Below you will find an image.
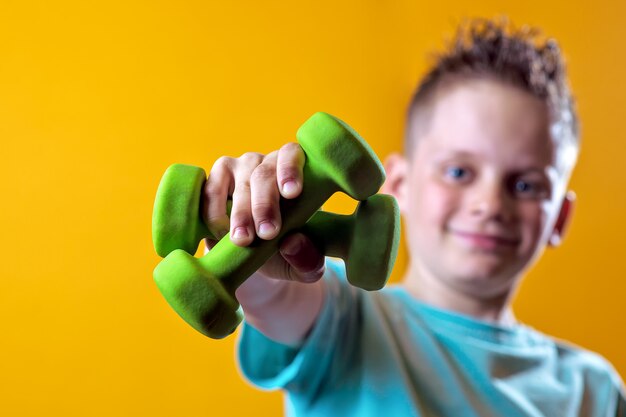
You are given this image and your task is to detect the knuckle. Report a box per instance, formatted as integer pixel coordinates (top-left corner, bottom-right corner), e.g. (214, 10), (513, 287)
(251, 164), (276, 182)
(212, 156), (233, 171)
(234, 178), (251, 193)
(281, 142), (300, 153)
(205, 178), (225, 196)
(229, 211), (253, 228)
(283, 263), (298, 282)
(206, 212), (227, 224)
(239, 151), (264, 164)
(276, 163), (299, 180)
(251, 201), (275, 217)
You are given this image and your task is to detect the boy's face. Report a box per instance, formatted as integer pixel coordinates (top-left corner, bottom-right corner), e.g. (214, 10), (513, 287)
(385, 79), (573, 300)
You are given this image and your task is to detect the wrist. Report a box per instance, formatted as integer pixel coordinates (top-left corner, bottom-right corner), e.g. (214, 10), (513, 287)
(235, 272), (288, 311)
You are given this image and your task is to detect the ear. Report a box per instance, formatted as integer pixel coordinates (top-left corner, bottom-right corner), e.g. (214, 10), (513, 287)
(381, 153), (410, 215)
(548, 191), (576, 247)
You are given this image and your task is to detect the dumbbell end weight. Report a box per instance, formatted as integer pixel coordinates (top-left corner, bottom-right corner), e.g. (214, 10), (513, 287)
(301, 194), (400, 291)
(346, 194), (401, 290)
(297, 112), (386, 201)
(154, 249), (242, 339)
(152, 164), (210, 258)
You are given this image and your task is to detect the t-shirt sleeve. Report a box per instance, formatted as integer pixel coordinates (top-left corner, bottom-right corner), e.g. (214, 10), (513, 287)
(618, 390), (626, 417)
(593, 353), (626, 417)
(236, 259), (361, 397)
(579, 350), (626, 417)
(610, 364), (626, 417)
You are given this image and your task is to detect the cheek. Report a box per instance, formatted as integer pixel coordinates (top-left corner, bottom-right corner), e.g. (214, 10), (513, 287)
(518, 202), (550, 247)
(408, 181), (458, 229)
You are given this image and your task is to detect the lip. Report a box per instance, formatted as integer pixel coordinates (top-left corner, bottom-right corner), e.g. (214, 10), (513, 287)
(451, 230), (520, 251)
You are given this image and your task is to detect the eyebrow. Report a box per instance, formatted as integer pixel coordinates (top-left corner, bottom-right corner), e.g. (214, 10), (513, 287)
(430, 150), (555, 174)
(429, 150), (478, 162)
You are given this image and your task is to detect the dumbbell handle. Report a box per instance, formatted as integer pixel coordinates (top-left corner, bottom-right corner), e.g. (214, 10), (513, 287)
(298, 211), (352, 259)
(164, 161), (340, 296)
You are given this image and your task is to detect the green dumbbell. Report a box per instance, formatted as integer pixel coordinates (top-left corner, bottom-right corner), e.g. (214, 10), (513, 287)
(152, 164), (400, 338)
(152, 163), (400, 290)
(153, 112), (396, 338)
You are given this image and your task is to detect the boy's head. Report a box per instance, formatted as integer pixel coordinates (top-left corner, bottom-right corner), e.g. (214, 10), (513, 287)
(404, 18), (579, 174)
(383, 18), (579, 303)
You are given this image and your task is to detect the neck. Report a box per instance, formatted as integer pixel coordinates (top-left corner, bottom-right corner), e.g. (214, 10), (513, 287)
(402, 262), (518, 327)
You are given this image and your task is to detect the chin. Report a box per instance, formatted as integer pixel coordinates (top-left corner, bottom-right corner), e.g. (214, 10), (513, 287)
(446, 262), (518, 297)
(446, 257), (517, 291)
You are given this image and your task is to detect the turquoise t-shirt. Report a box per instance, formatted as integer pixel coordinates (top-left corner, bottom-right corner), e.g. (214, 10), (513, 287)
(237, 261), (626, 416)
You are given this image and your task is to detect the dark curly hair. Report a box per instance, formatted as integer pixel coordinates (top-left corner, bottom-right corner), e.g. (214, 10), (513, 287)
(405, 18), (579, 174)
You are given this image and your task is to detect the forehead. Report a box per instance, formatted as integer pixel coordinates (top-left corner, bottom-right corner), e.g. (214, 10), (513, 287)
(415, 79), (555, 169)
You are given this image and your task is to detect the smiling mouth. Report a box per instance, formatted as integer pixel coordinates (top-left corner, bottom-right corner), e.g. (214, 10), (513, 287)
(451, 230), (520, 251)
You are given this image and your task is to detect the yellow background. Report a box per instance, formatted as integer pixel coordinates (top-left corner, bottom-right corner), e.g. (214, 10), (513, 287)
(1, 1), (624, 415)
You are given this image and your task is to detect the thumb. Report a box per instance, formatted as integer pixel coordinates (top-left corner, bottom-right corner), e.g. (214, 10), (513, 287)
(278, 233), (325, 283)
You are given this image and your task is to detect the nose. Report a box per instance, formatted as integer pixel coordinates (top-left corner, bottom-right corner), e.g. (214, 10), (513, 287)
(469, 179), (515, 223)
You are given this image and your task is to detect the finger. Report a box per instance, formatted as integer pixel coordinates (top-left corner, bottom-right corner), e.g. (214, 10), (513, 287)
(279, 233), (325, 283)
(202, 156), (234, 240)
(250, 151), (281, 240)
(276, 142), (305, 199)
(229, 152), (264, 246)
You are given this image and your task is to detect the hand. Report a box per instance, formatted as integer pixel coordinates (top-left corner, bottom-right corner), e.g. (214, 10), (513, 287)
(201, 143), (325, 283)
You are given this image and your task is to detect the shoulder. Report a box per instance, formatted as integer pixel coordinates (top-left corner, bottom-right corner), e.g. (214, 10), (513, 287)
(556, 338), (622, 381)
(525, 328), (625, 390)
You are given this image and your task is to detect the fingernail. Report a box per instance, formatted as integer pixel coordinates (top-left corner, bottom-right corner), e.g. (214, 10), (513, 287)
(232, 227), (249, 240)
(258, 221), (277, 238)
(282, 180), (298, 196)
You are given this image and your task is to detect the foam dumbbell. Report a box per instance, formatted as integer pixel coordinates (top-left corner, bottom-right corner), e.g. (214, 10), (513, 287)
(153, 112), (394, 338)
(152, 163), (400, 290)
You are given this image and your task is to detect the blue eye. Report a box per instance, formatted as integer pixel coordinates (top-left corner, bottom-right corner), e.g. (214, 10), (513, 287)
(445, 166), (467, 179)
(515, 180), (533, 193)
(512, 179), (548, 199)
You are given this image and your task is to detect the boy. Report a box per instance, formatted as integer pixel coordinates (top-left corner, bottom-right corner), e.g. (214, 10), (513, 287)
(202, 18), (625, 416)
